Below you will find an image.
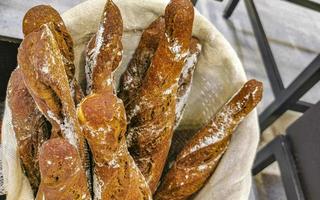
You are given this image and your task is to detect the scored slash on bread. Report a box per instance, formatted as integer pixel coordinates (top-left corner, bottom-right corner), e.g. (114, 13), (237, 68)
(154, 79), (263, 200)
(6, 68), (51, 194)
(81, 0), (153, 199)
(36, 138), (90, 200)
(17, 22), (90, 186)
(125, 0), (194, 193)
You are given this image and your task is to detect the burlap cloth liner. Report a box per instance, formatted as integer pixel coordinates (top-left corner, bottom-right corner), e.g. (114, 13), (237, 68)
(1, 0), (260, 199)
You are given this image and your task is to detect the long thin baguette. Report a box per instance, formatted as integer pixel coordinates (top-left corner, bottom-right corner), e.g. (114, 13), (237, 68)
(118, 16), (165, 106)
(78, 91), (152, 200)
(118, 17), (201, 129)
(18, 23), (90, 182)
(6, 68), (50, 194)
(80, 1), (152, 199)
(125, 0), (194, 193)
(155, 79), (263, 200)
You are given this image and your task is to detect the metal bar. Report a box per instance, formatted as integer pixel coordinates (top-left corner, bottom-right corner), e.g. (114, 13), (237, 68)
(290, 101), (313, 113)
(223, 0), (241, 18)
(244, 0), (285, 96)
(259, 55), (320, 132)
(284, 0), (320, 12)
(252, 140), (276, 175)
(275, 136), (305, 200)
(253, 136), (305, 199)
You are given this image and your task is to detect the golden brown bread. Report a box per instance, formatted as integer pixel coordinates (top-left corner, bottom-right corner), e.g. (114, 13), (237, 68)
(118, 16), (165, 106)
(80, 1), (152, 199)
(23, 5), (84, 104)
(118, 18), (201, 126)
(84, 0), (123, 94)
(6, 68), (50, 194)
(78, 91), (152, 200)
(125, 0), (194, 193)
(154, 79), (263, 200)
(18, 23), (89, 180)
(36, 138), (90, 200)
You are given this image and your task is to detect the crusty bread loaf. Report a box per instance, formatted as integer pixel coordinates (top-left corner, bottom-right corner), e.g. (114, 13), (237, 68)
(80, 1), (152, 199)
(118, 18), (201, 128)
(125, 0), (194, 193)
(78, 91), (152, 200)
(36, 138), (90, 200)
(118, 16), (165, 106)
(84, 0), (123, 95)
(155, 79), (263, 200)
(23, 5), (84, 105)
(6, 68), (50, 194)
(18, 23), (89, 180)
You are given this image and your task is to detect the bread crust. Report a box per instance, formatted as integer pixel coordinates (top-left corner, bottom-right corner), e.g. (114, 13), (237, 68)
(78, 91), (152, 200)
(23, 5), (84, 104)
(174, 37), (201, 128)
(84, 0), (123, 94)
(18, 23), (89, 181)
(36, 138), (90, 200)
(80, 1), (152, 199)
(118, 16), (165, 106)
(155, 79), (263, 200)
(125, 0), (194, 193)
(7, 68), (50, 194)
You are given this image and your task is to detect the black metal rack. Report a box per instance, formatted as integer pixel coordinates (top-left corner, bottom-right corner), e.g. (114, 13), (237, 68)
(222, 0), (320, 199)
(224, 0), (320, 132)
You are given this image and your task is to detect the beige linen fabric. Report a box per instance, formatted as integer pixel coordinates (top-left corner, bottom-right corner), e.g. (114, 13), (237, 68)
(1, 0), (260, 199)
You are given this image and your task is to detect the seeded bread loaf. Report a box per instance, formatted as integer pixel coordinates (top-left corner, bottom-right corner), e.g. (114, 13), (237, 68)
(155, 80), (263, 200)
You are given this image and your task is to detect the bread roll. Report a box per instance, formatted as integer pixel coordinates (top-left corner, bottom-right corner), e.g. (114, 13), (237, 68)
(155, 79), (263, 200)
(125, 0), (194, 193)
(36, 138), (90, 200)
(6, 68), (50, 194)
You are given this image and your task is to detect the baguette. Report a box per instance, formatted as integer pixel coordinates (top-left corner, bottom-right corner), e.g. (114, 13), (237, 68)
(78, 91), (152, 200)
(118, 16), (165, 106)
(36, 138), (90, 200)
(125, 0), (194, 193)
(6, 68), (50, 194)
(118, 18), (201, 128)
(23, 5), (84, 104)
(80, 1), (152, 199)
(155, 79), (263, 200)
(18, 23), (90, 182)
(84, 0), (122, 94)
